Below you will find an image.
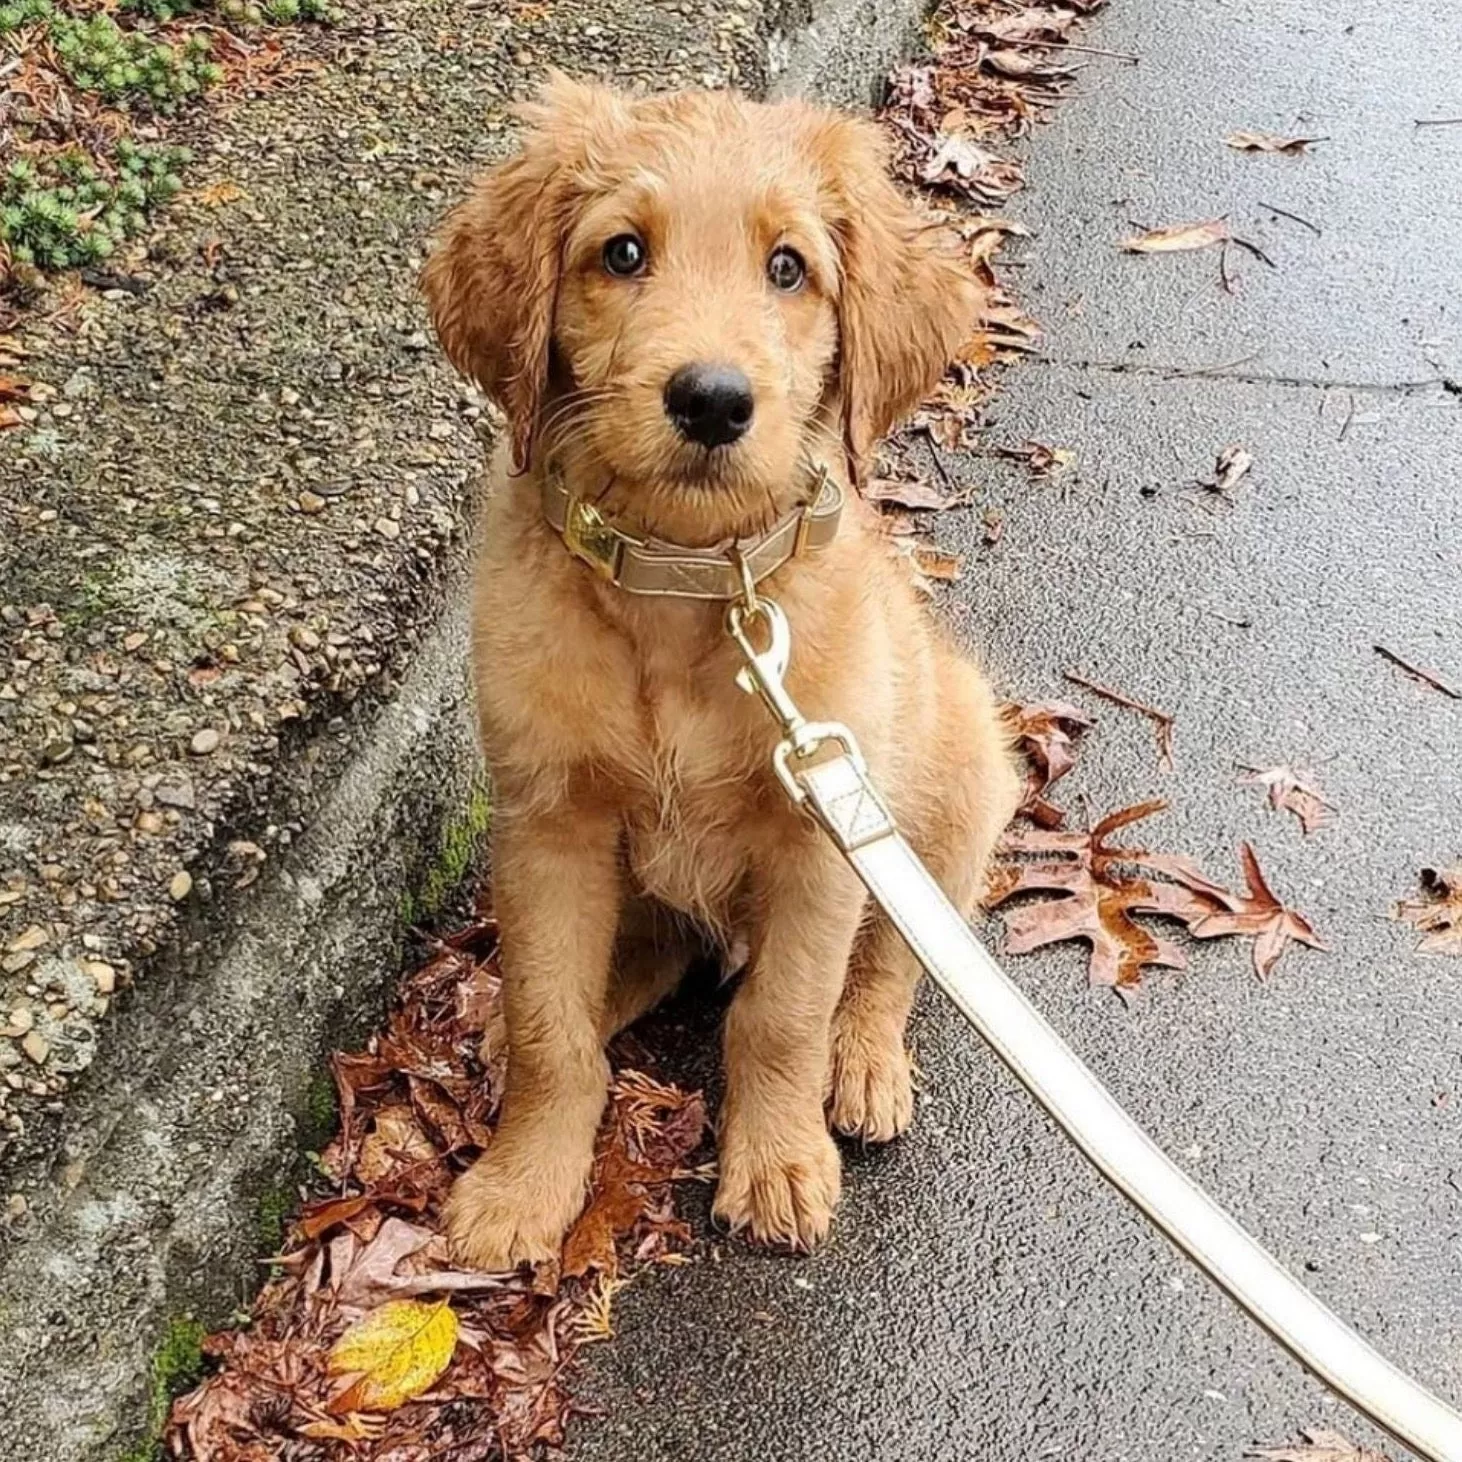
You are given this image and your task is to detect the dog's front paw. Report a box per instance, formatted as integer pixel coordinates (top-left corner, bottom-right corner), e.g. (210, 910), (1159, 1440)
(444, 1142), (588, 1271)
(713, 1117), (841, 1250)
(828, 1002), (914, 1143)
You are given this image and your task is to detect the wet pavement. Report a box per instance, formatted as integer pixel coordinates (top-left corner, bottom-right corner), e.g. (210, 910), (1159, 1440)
(570, 2), (1462, 1458)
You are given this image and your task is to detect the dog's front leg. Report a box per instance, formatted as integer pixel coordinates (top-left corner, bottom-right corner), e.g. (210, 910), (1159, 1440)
(713, 834), (865, 1250)
(445, 799), (621, 1270)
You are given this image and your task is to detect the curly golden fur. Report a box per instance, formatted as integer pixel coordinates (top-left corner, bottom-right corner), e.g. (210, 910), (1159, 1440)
(423, 76), (1021, 1267)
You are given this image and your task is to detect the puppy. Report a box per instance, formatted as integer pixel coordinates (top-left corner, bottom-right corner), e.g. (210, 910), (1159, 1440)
(423, 76), (1021, 1268)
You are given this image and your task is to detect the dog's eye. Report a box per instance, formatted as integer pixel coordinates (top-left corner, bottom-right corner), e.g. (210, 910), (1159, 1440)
(602, 233), (647, 278)
(767, 246), (806, 292)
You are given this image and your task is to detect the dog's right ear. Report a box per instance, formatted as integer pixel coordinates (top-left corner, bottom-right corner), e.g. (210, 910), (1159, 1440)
(421, 74), (626, 471)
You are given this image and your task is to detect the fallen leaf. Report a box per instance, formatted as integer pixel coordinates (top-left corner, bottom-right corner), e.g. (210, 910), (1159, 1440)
(1224, 130), (1326, 154)
(298, 1414), (388, 1442)
(1248, 1426), (1395, 1462)
(982, 49), (1079, 81)
(921, 134), (1025, 201)
(998, 439), (1075, 474)
(1003, 700), (1094, 828)
(1119, 218), (1231, 253)
(1210, 443), (1254, 493)
(970, 5), (1080, 43)
(297, 1193), (379, 1241)
(332, 1216), (438, 1307)
(864, 470), (959, 512)
(1185, 843), (1327, 980)
(911, 541), (964, 584)
(986, 800), (1208, 995)
(574, 1274), (628, 1342)
(989, 805), (1324, 992)
(195, 180), (247, 207)
(327, 1299), (459, 1413)
(1393, 866), (1462, 956)
(166, 908), (706, 1460)
(1238, 764), (1333, 834)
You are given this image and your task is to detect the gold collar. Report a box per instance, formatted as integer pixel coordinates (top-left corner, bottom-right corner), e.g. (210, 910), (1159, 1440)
(540, 462), (843, 600)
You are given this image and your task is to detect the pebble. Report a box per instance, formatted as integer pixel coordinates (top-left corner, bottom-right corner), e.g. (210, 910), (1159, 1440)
(298, 491), (327, 515)
(290, 626), (321, 651)
(6, 926), (47, 955)
(5, 1193), (26, 1218)
(169, 870), (193, 902)
(84, 962), (116, 995)
(189, 728), (221, 756)
(374, 516), (401, 540)
(20, 1032), (49, 1066)
(154, 781), (196, 811)
(8, 1008), (33, 1035)
(41, 740), (74, 766)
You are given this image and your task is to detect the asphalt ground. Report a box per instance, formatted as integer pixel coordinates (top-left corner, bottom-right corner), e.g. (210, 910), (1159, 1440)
(568, 2), (1462, 1458)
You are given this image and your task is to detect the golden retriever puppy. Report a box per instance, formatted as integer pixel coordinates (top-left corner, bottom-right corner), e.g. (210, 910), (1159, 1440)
(423, 75), (1021, 1268)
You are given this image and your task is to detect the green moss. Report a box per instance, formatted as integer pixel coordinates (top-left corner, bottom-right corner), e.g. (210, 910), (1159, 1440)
(124, 1314), (207, 1458)
(415, 781), (491, 920)
(255, 1186), (292, 1254)
(60, 563), (122, 630)
(299, 1067), (337, 1151)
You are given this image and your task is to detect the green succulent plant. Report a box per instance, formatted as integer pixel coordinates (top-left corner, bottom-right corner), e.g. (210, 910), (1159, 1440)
(1, 143), (190, 272)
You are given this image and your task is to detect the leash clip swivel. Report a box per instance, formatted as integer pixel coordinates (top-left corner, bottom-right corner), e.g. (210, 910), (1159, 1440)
(724, 593), (870, 819)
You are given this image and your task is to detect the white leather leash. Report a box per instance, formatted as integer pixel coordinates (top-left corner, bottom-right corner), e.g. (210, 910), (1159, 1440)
(726, 595), (1462, 1462)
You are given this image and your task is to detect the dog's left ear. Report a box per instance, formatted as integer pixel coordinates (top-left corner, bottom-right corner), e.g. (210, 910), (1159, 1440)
(811, 112), (982, 471)
(421, 73), (629, 470)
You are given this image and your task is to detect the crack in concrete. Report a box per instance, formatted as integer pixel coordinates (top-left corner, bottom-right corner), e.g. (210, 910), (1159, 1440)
(1042, 355), (1459, 397)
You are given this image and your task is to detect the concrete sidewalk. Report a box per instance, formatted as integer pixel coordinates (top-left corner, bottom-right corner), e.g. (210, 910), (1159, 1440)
(571, 3), (1462, 1459)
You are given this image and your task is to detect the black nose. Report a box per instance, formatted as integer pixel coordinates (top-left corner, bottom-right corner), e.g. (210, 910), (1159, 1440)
(663, 363), (754, 449)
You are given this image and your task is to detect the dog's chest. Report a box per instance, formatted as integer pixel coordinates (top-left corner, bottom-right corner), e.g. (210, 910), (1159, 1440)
(618, 666), (762, 929)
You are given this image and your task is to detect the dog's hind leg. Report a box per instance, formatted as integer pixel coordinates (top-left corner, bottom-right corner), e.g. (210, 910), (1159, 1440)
(599, 898), (701, 1039)
(828, 663), (1021, 1142)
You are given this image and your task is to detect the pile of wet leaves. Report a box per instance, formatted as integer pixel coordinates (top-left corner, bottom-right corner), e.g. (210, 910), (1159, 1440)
(165, 917), (708, 1460)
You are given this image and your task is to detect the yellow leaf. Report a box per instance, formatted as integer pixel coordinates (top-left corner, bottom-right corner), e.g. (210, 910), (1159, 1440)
(326, 1299), (458, 1413)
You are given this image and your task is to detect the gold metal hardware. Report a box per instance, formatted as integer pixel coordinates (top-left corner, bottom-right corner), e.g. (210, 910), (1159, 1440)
(725, 593), (882, 822)
(563, 498), (624, 579)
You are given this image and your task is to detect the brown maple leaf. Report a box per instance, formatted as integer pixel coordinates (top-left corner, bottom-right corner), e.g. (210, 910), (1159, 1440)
(1003, 699), (1094, 828)
(1238, 763), (1334, 834)
(989, 805), (1325, 993)
(987, 800), (1216, 996)
(1248, 1425), (1394, 1462)
(1393, 866), (1462, 956)
(1184, 843), (1327, 979)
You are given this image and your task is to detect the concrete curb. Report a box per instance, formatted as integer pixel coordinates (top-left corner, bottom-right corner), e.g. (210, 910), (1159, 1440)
(0, 592), (481, 1459)
(0, 2), (923, 1456)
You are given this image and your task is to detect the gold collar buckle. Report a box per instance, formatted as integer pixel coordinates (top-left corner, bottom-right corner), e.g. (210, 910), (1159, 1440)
(563, 498), (626, 580)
